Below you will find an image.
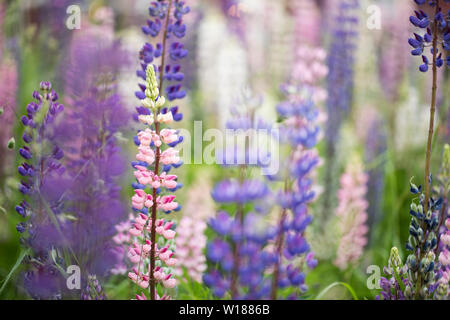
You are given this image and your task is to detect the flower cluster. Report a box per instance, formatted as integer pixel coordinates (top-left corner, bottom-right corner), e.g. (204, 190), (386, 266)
(59, 27), (130, 280)
(434, 144), (450, 298)
(136, 0), (189, 107)
(364, 118), (387, 240)
(124, 1), (189, 300)
(81, 275), (107, 300)
(378, 1), (411, 102)
(128, 64), (182, 300)
(269, 84), (320, 299)
(203, 94), (278, 299)
(291, 0), (322, 47)
(16, 82), (65, 230)
(16, 82), (68, 299)
(404, 178), (442, 299)
(290, 47), (328, 105)
(325, 0), (359, 144)
(174, 179), (214, 283)
(437, 218), (450, 298)
(204, 82), (320, 299)
(205, 211), (277, 299)
(408, 0), (450, 72)
(334, 157), (369, 270)
(378, 247), (411, 300)
(322, 0), (359, 222)
(111, 216), (133, 275)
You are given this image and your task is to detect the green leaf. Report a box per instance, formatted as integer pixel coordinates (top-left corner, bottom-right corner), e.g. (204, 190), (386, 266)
(0, 249), (31, 296)
(392, 266), (406, 294)
(316, 282), (359, 300)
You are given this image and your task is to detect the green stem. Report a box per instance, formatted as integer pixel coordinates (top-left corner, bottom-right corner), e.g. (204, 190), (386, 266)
(149, 0), (173, 300)
(415, 0), (440, 300)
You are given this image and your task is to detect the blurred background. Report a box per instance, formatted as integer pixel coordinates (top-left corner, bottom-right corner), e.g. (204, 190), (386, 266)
(0, 0), (448, 299)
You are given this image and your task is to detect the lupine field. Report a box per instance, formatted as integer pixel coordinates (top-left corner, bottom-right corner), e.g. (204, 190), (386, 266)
(0, 0), (449, 302)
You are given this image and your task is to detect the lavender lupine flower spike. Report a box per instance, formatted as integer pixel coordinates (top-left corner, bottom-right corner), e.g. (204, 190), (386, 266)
(135, 0), (189, 124)
(321, 0), (359, 225)
(16, 82), (68, 299)
(269, 85), (320, 300)
(81, 275), (107, 300)
(204, 85), (319, 300)
(59, 27), (130, 292)
(204, 94), (274, 300)
(364, 119), (387, 243)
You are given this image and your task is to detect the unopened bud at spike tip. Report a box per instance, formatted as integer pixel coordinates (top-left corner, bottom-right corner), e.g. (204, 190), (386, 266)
(7, 137), (15, 149)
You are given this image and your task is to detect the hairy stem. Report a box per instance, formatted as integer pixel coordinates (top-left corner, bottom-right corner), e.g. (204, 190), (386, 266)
(149, 0), (173, 300)
(271, 208), (287, 300)
(230, 165), (246, 299)
(271, 158), (292, 299)
(415, 0), (439, 299)
(423, 1), (439, 221)
(230, 204), (243, 299)
(159, 0), (173, 94)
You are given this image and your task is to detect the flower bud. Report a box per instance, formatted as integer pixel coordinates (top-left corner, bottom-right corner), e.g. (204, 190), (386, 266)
(141, 98), (155, 109)
(7, 137), (15, 149)
(40, 81), (52, 91)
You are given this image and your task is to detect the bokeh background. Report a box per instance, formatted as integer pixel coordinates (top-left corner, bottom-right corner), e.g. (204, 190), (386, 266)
(0, 0), (449, 299)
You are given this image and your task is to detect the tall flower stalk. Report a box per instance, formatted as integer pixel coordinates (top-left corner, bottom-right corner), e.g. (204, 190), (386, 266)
(333, 156), (369, 270)
(364, 118), (387, 242)
(129, 0), (189, 300)
(406, 0), (450, 299)
(175, 179), (214, 283)
(129, 65), (181, 300)
(269, 83), (320, 299)
(204, 95), (274, 299)
(204, 82), (319, 299)
(16, 82), (68, 299)
(321, 0), (359, 225)
(60, 31), (130, 289)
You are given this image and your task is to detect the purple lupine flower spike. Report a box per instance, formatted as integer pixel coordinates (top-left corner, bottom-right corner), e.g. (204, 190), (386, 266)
(16, 82), (69, 299)
(321, 0), (359, 225)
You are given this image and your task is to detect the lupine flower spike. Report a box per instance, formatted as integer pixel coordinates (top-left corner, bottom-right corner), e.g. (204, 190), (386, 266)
(321, 0), (360, 225)
(128, 65), (181, 300)
(334, 156), (369, 270)
(16, 82), (68, 299)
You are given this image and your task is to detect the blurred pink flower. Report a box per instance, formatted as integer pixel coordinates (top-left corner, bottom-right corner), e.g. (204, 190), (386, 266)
(378, 1), (412, 102)
(334, 158), (369, 270)
(291, 0), (322, 47)
(0, 58), (18, 178)
(175, 179), (214, 283)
